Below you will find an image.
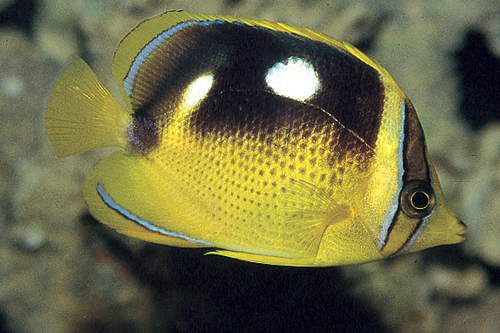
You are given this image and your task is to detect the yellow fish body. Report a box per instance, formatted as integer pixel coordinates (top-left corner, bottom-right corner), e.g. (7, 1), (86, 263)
(45, 10), (466, 266)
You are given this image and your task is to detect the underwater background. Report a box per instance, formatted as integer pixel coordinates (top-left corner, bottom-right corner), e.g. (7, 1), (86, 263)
(1, 0), (500, 332)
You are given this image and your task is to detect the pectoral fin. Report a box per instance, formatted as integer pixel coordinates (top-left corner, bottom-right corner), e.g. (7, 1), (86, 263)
(280, 179), (351, 256)
(208, 180), (351, 266)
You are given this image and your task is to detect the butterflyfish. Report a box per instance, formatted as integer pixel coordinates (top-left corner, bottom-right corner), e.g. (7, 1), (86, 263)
(45, 10), (467, 266)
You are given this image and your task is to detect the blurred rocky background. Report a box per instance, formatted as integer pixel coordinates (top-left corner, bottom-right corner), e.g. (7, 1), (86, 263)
(0, 0), (499, 332)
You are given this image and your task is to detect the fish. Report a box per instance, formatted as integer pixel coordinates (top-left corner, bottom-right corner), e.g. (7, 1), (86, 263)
(45, 10), (467, 266)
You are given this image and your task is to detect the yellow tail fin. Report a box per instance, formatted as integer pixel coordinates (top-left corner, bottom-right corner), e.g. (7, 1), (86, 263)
(45, 58), (131, 157)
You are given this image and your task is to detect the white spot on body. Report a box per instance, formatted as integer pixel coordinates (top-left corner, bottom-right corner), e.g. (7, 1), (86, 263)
(183, 74), (215, 109)
(265, 57), (320, 101)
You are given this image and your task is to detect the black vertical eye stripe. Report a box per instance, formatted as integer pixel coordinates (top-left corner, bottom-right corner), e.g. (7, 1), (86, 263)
(382, 100), (434, 254)
(401, 100), (431, 182)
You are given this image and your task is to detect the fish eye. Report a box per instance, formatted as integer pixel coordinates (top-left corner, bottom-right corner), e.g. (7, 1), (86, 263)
(400, 180), (436, 218)
(410, 191), (429, 209)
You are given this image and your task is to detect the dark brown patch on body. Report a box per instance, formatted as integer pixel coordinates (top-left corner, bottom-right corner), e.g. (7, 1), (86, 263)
(127, 114), (159, 154)
(124, 19), (386, 153)
(309, 55), (385, 147)
(191, 89), (373, 169)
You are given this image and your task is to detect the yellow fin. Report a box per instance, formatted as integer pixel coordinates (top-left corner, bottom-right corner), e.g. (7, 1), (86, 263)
(207, 250), (316, 267)
(113, 10), (204, 110)
(112, 10), (352, 110)
(281, 179), (351, 257)
(45, 58), (131, 157)
(208, 180), (351, 266)
(82, 150), (210, 248)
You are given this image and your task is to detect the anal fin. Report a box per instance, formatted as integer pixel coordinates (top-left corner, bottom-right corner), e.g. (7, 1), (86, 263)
(83, 150), (211, 248)
(207, 250), (316, 267)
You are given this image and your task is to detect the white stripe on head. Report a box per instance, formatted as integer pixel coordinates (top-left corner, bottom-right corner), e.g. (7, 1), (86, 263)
(392, 213), (433, 256)
(376, 101), (406, 249)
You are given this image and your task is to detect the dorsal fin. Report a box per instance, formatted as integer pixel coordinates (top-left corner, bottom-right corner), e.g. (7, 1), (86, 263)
(111, 10), (354, 112)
